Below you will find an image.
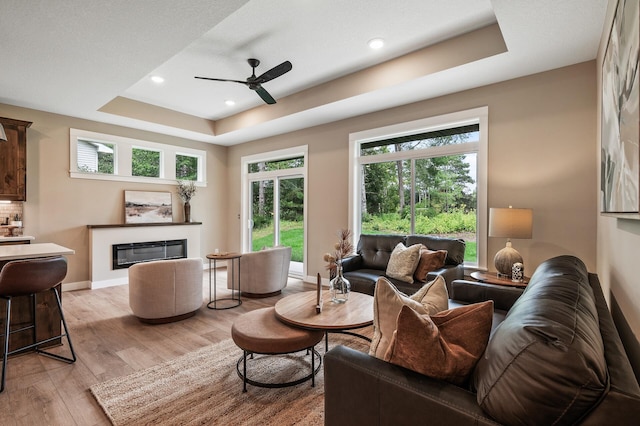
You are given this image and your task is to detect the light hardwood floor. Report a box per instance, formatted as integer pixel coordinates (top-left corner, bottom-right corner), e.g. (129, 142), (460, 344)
(0, 269), (315, 425)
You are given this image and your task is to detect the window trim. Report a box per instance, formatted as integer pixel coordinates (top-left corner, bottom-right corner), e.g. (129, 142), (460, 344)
(240, 145), (309, 275)
(69, 129), (207, 186)
(348, 107), (488, 269)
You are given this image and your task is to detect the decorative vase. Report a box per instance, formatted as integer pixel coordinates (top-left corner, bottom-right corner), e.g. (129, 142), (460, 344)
(330, 261), (350, 303)
(183, 201), (191, 222)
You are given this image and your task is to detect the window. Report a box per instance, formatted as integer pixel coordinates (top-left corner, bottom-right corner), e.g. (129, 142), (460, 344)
(176, 154), (199, 180)
(132, 147), (161, 178)
(70, 129), (206, 186)
(76, 140), (115, 174)
(349, 108), (488, 268)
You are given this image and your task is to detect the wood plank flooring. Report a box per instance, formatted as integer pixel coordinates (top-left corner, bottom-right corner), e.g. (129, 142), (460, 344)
(0, 269), (315, 425)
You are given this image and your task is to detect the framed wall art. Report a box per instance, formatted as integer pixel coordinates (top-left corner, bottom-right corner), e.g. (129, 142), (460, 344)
(124, 190), (172, 223)
(601, 0), (640, 217)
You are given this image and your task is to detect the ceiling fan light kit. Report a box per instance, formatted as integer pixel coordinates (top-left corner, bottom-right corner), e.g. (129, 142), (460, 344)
(195, 58), (292, 105)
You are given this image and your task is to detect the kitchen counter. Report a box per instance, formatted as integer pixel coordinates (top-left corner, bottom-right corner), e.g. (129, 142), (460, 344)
(0, 235), (35, 243)
(0, 242), (74, 261)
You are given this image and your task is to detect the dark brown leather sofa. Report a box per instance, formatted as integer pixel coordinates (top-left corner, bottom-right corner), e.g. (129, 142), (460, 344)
(324, 255), (640, 425)
(341, 234), (466, 296)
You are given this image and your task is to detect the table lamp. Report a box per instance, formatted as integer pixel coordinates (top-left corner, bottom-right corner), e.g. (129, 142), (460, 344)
(489, 206), (533, 277)
(0, 124), (7, 141)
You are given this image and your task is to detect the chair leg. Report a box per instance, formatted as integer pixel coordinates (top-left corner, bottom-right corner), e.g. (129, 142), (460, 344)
(35, 288), (76, 364)
(1, 297), (11, 393)
(311, 345), (315, 388)
(243, 350), (248, 393)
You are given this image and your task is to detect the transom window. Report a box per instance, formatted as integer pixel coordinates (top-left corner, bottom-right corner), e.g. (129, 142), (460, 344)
(70, 129), (206, 186)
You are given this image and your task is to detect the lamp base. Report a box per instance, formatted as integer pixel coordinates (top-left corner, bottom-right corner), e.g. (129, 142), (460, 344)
(493, 241), (523, 277)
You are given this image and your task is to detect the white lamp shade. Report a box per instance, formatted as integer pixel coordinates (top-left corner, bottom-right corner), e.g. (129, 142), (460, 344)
(489, 207), (533, 239)
(0, 124), (7, 141)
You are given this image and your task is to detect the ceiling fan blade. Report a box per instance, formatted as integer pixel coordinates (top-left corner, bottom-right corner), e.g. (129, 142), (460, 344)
(194, 76), (249, 85)
(255, 61), (292, 84)
(254, 85), (276, 104)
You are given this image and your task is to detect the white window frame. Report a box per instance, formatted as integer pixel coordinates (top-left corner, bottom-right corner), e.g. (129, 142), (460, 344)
(69, 129), (207, 186)
(348, 107), (488, 269)
(240, 145), (309, 272)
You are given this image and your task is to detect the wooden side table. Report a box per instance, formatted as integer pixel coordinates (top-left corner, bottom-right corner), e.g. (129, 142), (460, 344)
(207, 252), (242, 309)
(470, 271), (529, 288)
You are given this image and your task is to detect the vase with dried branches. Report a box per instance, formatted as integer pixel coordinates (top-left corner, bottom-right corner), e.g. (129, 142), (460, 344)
(177, 180), (197, 222)
(323, 229), (353, 303)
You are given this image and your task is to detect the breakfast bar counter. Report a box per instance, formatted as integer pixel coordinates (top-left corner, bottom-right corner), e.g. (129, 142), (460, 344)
(0, 242), (74, 261)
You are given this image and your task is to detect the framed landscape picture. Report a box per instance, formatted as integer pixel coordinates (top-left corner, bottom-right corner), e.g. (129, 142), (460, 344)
(601, 0), (640, 217)
(124, 191), (172, 223)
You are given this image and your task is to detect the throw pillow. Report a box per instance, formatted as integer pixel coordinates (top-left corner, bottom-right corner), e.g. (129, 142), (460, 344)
(385, 243), (422, 283)
(413, 248), (448, 283)
(384, 300), (494, 386)
(369, 276), (448, 359)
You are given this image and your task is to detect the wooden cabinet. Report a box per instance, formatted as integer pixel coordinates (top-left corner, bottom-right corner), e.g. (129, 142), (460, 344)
(0, 117), (32, 201)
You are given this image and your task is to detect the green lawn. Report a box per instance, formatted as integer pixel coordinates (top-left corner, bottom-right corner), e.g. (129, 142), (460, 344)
(252, 222), (304, 262)
(252, 221), (477, 263)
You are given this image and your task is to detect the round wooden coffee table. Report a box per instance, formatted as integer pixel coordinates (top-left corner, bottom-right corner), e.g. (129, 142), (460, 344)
(274, 291), (374, 351)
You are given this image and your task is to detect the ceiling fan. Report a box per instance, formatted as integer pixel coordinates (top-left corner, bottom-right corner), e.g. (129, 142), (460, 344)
(195, 58), (292, 105)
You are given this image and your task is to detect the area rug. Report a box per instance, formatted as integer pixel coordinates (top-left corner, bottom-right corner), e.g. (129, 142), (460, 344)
(90, 333), (370, 426)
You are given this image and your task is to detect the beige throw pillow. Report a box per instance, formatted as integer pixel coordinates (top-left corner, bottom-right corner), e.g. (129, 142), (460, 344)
(385, 243), (422, 283)
(369, 276), (449, 359)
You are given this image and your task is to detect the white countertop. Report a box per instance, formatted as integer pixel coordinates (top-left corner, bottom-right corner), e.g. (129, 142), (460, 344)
(0, 235), (35, 242)
(0, 243), (75, 261)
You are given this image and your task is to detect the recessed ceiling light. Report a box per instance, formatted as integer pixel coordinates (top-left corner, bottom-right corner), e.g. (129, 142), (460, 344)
(225, 100), (235, 106)
(368, 38), (384, 50)
(151, 75), (165, 84)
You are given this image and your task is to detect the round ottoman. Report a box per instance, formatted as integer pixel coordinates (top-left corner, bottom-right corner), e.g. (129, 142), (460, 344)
(231, 307), (324, 392)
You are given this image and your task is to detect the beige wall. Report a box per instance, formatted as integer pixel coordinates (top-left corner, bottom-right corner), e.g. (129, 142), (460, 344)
(227, 61), (598, 283)
(597, 0), (640, 340)
(0, 104), (228, 285)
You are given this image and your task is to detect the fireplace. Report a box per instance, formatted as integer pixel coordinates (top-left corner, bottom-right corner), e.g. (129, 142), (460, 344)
(112, 239), (187, 269)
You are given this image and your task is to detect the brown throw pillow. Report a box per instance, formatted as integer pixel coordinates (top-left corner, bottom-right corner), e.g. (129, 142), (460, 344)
(413, 248), (448, 282)
(369, 276), (448, 359)
(384, 301), (493, 386)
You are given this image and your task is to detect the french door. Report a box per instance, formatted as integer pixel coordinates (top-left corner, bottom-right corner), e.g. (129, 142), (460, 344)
(242, 146), (308, 278)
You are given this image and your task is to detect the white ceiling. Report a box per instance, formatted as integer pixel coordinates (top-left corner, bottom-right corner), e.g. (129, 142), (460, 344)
(0, 0), (608, 146)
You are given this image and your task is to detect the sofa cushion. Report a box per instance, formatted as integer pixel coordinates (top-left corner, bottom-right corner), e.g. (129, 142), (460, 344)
(473, 255), (608, 425)
(369, 276), (448, 359)
(384, 301), (493, 386)
(385, 243), (421, 283)
(357, 234), (405, 270)
(414, 248), (447, 282)
(406, 235), (466, 265)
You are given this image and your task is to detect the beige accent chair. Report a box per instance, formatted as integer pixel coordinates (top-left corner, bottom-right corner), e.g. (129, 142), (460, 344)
(228, 246), (291, 297)
(129, 258), (203, 323)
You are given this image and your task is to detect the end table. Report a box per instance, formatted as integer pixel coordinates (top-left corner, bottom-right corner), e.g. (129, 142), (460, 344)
(207, 252), (242, 309)
(470, 271), (528, 288)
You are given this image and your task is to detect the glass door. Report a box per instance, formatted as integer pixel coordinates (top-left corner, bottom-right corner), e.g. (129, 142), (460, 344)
(278, 176), (304, 275)
(249, 175), (304, 276)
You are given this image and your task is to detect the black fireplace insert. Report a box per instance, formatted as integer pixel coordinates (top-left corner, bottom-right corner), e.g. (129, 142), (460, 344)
(112, 239), (187, 269)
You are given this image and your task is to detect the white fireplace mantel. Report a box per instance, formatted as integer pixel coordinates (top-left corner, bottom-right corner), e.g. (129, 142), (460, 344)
(88, 222), (202, 289)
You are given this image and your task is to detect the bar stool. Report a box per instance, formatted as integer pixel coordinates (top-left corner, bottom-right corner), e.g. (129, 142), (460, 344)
(0, 256), (76, 392)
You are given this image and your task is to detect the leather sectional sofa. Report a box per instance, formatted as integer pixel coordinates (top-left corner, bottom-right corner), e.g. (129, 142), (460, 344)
(324, 255), (640, 425)
(341, 234), (465, 296)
